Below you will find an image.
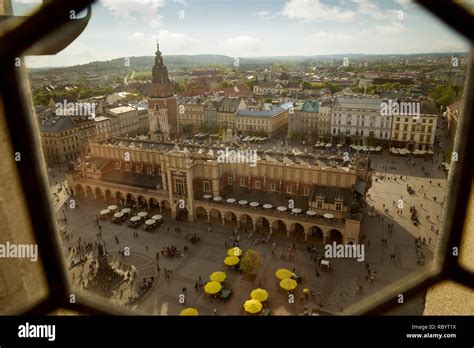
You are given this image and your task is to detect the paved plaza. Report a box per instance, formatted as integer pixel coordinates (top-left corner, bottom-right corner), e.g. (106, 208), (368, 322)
(50, 143), (448, 315)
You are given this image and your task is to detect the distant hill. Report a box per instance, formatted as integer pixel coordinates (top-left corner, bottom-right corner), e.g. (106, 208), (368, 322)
(30, 52), (468, 75)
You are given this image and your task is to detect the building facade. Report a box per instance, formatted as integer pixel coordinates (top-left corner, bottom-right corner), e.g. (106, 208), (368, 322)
(331, 95), (391, 146)
(66, 138), (371, 244)
(390, 98), (438, 150)
(216, 97), (247, 129)
(40, 116), (96, 164)
(235, 107), (289, 137)
(177, 97), (205, 133)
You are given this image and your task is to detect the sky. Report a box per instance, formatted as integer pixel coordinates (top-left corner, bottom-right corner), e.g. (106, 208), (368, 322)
(14, 0), (470, 68)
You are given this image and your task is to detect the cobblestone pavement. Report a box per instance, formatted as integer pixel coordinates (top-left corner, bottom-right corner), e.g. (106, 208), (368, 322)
(52, 142), (448, 315)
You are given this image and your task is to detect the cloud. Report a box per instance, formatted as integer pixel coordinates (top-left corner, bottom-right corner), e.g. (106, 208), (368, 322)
(173, 0), (188, 6)
(100, 0), (166, 27)
(375, 21), (406, 34)
(308, 31), (352, 41)
(394, 0), (414, 10)
(220, 35), (264, 56)
(354, 0), (387, 20)
(252, 10), (276, 20)
(128, 30), (200, 52)
(281, 0), (355, 22)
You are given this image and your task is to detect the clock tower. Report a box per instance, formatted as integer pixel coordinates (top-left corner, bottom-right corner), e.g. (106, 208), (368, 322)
(148, 41), (178, 140)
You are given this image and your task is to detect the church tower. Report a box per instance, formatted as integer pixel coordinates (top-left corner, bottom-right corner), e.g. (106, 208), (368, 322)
(148, 41), (178, 140)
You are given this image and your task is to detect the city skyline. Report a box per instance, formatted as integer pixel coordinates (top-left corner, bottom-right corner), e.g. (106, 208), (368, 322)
(13, 0), (470, 68)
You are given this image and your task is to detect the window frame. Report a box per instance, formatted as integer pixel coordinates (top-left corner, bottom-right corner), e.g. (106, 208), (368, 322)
(0, 0), (473, 316)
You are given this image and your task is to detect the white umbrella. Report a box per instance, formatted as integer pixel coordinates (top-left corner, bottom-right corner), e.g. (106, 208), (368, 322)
(108, 205), (118, 211)
(145, 219), (156, 226)
(292, 208), (302, 214)
(226, 198), (236, 204)
(263, 204), (273, 209)
(306, 210), (317, 216)
(238, 200), (248, 205)
(121, 208), (131, 213)
(152, 215), (162, 220)
(100, 209), (110, 215)
(213, 196), (223, 202)
(323, 213), (334, 219)
(325, 143), (332, 147)
(203, 194), (212, 199)
(249, 202), (259, 207)
(138, 211), (148, 217)
(114, 212), (124, 218)
(277, 206), (287, 212)
(130, 216), (141, 222)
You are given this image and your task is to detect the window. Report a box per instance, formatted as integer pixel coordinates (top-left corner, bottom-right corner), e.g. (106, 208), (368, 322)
(255, 181), (260, 189)
(147, 167), (152, 175)
(317, 200), (323, 209)
(240, 178), (245, 187)
(335, 203), (342, 211)
(203, 180), (210, 192)
(303, 187), (309, 196)
(174, 177), (185, 195)
(287, 185), (292, 194)
(270, 183), (276, 191)
(2, 0), (473, 320)
(125, 164), (130, 171)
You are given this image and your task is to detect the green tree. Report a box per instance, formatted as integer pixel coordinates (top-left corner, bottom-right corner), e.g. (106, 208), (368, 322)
(239, 249), (262, 276)
(301, 81), (312, 90)
(429, 85), (457, 108)
(174, 83), (185, 93)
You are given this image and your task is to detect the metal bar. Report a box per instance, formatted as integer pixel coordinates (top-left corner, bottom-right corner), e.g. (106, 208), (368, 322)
(0, 0), (95, 61)
(0, 62), (71, 311)
(438, 48), (474, 274)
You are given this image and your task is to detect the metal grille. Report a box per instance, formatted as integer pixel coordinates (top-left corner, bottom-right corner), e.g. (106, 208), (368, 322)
(0, 0), (472, 316)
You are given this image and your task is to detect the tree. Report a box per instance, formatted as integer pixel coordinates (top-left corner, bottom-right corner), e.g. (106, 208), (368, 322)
(239, 249), (262, 276)
(174, 82), (185, 93)
(301, 81), (312, 90)
(429, 85), (457, 108)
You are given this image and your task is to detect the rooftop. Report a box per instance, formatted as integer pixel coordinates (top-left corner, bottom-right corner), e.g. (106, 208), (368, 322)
(101, 170), (162, 190)
(108, 106), (136, 115)
(40, 116), (77, 133)
(236, 107), (285, 118)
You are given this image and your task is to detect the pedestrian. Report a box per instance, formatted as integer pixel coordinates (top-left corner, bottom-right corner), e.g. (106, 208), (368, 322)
(195, 281), (198, 291)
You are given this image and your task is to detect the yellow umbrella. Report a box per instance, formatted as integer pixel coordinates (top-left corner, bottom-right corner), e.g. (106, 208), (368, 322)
(204, 281), (222, 295)
(227, 247), (243, 256)
(210, 271), (227, 282)
(243, 299), (263, 314)
(275, 268), (294, 280)
(180, 308), (199, 316)
(250, 288), (269, 302)
(279, 278), (298, 291)
(303, 288), (310, 294)
(224, 256), (240, 266)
